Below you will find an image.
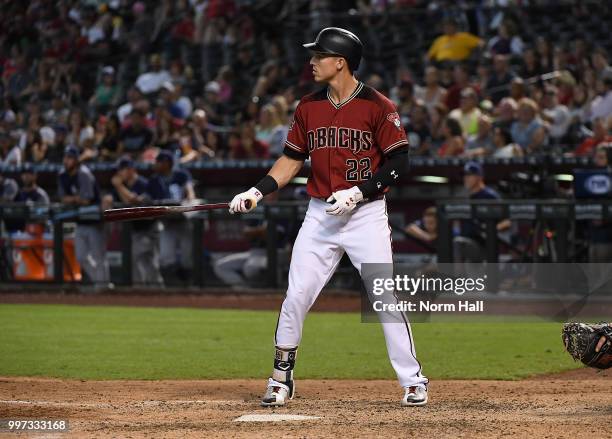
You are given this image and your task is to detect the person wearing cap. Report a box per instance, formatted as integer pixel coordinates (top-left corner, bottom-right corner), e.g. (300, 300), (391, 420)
(426, 17), (483, 63)
(14, 164), (49, 204)
(159, 81), (186, 120)
(111, 157), (163, 286)
(454, 161), (510, 264)
(89, 65), (120, 113)
(449, 87), (482, 137)
(58, 145), (110, 289)
(147, 150), (195, 284)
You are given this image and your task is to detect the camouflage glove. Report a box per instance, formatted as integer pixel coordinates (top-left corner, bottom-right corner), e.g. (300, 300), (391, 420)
(562, 322), (612, 370)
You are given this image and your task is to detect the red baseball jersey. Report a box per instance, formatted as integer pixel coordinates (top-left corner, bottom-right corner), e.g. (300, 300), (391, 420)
(284, 82), (409, 199)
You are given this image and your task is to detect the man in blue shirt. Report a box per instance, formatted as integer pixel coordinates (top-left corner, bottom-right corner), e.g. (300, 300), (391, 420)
(14, 164), (49, 204)
(147, 150), (195, 284)
(58, 145), (110, 289)
(111, 156), (163, 286)
(454, 161), (510, 264)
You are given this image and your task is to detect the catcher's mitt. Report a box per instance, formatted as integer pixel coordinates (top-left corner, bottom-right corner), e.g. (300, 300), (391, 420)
(562, 322), (612, 370)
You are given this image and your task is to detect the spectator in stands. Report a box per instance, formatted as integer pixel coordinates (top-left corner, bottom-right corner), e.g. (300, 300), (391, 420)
(485, 54), (516, 104)
(519, 46), (542, 79)
(136, 54), (171, 95)
(405, 101), (432, 156)
(176, 125), (199, 165)
(97, 114), (121, 162)
(465, 115), (495, 157)
(118, 109), (153, 157)
(256, 104), (287, 158)
(575, 118), (612, 156)
(229, 123), (269, 159)
(159, 81), (186, 120)
(111, 156), (163, 286)
(47, 124), (68, 163)
(0, 130), (21, 166)
(493, 97), (517, 131)
(0, 172), (18, 201)
(405, 206), (437, 245)
(58, 145), (110, 289)
(44, 93), (70, 126)
(445, 64), (474, 110)
(190, 109), (216, 159)
(509, 77), (526, 102)
(65, 109), (95, 157)
(23, 129), (49, 164)
(535, 36), (554, 73)
(89, 66), (120, 115)
(589, 72), (612, 122)
(252, 61), (282, 101)
(147, 150), (195, 285)
(14, 164), (49, 205)
(427, 17), (483, 63)
(540, 85), (571, 147)
(486, 19), (524, 57)
(415, 66), (447, 116)
(591, 46), (612, 81)
(393, 80), (416, 124)
(491, 127), (523, 158)
(173, 82), (193, 119)
(438, 117), (465, 157)
(449, 87), (481, 137)
(201, 81), (224, 125)
(430, 102), (449, 145)
(5, 54), (34, 99)
(117, 86), (144, 124)
(511, 98), (547, 153)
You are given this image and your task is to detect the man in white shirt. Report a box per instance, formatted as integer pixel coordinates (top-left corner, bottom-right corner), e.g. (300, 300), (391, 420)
(136, 54), (171, 94)
(540, 86), (570, 143)
(590, 74), (612, 123)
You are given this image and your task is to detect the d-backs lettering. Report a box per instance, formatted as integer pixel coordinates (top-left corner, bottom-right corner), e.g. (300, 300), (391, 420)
(306, 127), (372, 154)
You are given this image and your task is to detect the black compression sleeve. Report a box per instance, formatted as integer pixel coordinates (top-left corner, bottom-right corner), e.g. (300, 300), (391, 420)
(358, 149), (409, 199)
(254, 174), (279, 196)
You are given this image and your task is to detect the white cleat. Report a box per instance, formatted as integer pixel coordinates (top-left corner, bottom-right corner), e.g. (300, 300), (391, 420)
(401, 385), (428, 407)
(261, 378), (295, 407)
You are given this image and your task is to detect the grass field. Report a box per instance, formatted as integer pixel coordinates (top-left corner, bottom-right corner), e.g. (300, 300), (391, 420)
(0, 304), (580, 380)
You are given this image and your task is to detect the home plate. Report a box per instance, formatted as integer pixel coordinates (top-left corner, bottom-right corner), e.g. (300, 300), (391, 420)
(234, 414), (321, 422)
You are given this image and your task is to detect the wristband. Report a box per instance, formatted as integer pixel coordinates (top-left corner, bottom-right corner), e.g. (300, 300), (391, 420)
(254, 175), (279, 196)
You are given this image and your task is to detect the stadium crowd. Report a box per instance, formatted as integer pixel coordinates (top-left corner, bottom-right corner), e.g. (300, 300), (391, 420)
(1, 0), (612, 286)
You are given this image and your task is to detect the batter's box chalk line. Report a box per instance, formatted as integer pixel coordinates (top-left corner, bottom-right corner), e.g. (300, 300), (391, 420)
(233, 414), (321, 422)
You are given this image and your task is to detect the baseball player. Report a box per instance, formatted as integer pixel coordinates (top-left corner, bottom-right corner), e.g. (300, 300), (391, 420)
(58, 145), (110, 288)
(229, 27), (428, 407)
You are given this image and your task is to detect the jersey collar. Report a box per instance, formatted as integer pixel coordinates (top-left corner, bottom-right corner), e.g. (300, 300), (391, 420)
(327, 81), (363, 109)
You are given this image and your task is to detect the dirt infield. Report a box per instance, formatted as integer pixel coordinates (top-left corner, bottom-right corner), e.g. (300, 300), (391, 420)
(0, 372), (610, 438)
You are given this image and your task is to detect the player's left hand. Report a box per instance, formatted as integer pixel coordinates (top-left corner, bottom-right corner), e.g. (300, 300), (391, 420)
(325, 186), (363, 216)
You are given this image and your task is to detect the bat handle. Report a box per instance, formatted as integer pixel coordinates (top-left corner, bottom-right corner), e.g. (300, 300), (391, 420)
(244, 198), (256, 211)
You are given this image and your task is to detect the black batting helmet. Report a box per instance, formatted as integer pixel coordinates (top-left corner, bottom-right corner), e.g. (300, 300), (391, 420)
(303, 27), (363, 72)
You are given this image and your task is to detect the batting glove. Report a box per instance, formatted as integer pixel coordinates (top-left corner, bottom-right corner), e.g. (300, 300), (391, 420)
(325, 186), (363, 216)
(229, 187), (262, 214)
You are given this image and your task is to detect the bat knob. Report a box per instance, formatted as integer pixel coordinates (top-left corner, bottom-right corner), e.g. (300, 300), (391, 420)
(244, 197), (257, 211)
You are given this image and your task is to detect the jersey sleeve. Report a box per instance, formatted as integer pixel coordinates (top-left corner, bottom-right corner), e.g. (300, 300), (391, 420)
(375, 99), (410, 155)
(283, 103), (309, 160)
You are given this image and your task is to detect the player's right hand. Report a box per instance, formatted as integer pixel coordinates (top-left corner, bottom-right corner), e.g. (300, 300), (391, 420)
(229, 187), (263, 214)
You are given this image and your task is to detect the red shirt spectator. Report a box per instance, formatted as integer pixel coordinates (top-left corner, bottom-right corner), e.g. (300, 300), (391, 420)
(575, 118), (612, 155)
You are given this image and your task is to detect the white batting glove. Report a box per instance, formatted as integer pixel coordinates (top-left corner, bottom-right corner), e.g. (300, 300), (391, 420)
(229, 187), (263, 214)
(325, 186), (363, 216)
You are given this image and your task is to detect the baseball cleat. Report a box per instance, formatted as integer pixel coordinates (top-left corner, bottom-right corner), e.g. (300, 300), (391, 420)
(261, 378), (295, 407)
(401, 385), (428, 407)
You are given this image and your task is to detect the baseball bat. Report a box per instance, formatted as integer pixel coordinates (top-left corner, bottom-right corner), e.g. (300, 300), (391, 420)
(103, 200), (252, 222)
